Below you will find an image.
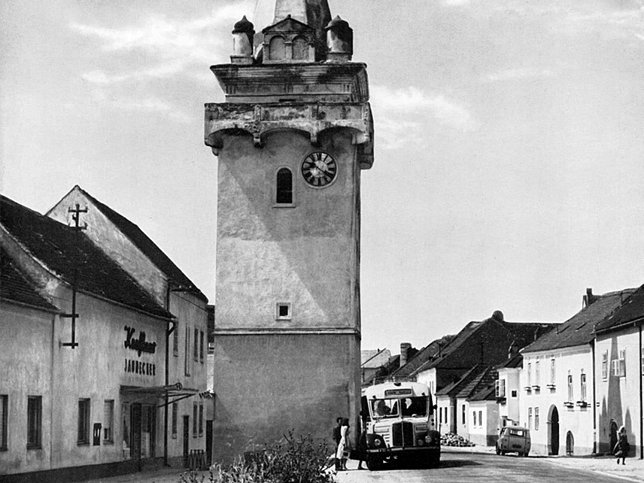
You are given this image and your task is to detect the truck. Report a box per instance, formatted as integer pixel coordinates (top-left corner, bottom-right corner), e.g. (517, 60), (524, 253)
(359, 380), (440, 470)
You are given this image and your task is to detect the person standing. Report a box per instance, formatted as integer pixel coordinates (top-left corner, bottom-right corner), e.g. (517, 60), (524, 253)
(332, 417), (343, 471)
(614, 426), (630, 465)
(336, 418), (350, 471)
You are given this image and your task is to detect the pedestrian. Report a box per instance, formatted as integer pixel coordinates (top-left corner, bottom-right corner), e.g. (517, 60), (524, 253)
(357, 411), (367, 470)
(336, 417), (350, 471)
(332, 416), (342, 471)
(613, 426), (629, 465)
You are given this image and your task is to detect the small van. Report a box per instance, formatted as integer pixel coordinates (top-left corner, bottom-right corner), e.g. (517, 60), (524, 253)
(496, 426), (531, 456)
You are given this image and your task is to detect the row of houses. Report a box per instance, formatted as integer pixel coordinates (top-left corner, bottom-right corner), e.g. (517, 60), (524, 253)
(0, 187), (213, 481)
(363, 294), (644, 459)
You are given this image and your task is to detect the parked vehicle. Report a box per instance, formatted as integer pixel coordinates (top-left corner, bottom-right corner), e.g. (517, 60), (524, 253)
(359, 381), (440, 470)
(496, 426), (531, 456)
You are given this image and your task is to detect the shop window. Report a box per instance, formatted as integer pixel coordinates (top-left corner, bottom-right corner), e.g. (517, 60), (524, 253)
(1, 395), (7, 450)
(602, 351), (608, 380)
(103, 400), (114, 443)
(78, 398), (90, 445)
(173, 320), (179, 357)
(193, 403), (198, 438)
(199, 403), (204, 436)
(200, 330), (204, 363)
(171, 403), (178, 439)
(27, 396), (42, 449)
(276, 168), (293, 205)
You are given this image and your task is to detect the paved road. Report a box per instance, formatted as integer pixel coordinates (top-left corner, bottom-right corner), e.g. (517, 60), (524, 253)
(336, 451), (634, 483)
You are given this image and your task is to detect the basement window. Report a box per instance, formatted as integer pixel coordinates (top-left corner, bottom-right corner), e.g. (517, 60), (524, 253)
(276, 303), (291, 321)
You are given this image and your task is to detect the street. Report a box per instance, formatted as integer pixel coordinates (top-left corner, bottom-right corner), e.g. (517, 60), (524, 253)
(335, 451), (643, 483)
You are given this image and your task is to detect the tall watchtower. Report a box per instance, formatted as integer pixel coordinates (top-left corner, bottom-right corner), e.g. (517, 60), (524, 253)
(205, 0), (374, 461)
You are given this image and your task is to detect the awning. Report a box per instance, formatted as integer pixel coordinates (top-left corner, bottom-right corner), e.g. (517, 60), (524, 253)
(120, 383), (214, 408)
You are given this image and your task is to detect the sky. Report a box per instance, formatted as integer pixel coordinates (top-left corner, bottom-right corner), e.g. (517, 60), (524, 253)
(2, 0), (644, 353)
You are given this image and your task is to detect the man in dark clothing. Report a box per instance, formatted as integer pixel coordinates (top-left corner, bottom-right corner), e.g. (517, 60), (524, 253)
(333, 417), (343, 471)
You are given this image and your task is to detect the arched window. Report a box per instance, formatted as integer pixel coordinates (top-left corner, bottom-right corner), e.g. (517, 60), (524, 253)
(269, 36), (286, 61)
(276, 168), (293, 204)
(292, 36), (308, 60)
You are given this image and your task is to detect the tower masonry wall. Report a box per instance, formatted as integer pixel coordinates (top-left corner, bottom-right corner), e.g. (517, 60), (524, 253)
(215, 129), (361, 332)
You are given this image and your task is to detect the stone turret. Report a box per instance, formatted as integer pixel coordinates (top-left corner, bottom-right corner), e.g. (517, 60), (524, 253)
(231, 16), (255, 65)
(326, 16), (353, 62)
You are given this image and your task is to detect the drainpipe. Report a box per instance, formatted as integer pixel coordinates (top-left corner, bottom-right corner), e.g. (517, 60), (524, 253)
(639, 321), (642, 460)
(164, 286), (171, 467)
(591, 341), (597, 454)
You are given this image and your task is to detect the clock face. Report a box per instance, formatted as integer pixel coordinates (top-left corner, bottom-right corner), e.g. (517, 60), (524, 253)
(301, 152), (337, 188)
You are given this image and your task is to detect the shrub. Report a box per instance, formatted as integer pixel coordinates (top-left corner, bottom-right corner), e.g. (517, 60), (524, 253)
(179, 430), (335, 483)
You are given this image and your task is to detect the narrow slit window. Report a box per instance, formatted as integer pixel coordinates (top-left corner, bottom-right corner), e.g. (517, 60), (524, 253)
(276, 168), (293, 204)
(276, 303), (291, 320)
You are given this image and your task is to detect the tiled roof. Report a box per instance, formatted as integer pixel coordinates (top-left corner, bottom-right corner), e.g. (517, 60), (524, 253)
(436, 365), (483, 397)
(74, 187), (207, 302)
(523, 289), (635, 352)
(595, 285), (644, 333)
(468, 384), (496, 402)
(1, 195), (171, 319)
(362, 355), (401, 386)
(0, 247), (58, 312)
(391, 335), (455, 378)
(495, 352), (523, 369)
(455, 366), (497, 399)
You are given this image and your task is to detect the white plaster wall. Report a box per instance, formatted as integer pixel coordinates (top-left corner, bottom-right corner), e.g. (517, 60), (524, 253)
(0, 303), (55, 474)
(468, 400), (498, 446)
(595, 327), (642, 458)
(521, 347), (594, 455)
(497, 367), (521, 425)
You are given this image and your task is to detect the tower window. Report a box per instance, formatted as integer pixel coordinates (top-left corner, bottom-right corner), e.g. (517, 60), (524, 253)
(276, 168), (293, 205)
(292, 36), (308, 60)
(276, 303), (291, 320)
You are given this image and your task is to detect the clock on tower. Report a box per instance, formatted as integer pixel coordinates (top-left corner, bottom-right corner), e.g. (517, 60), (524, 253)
(205, 0), (374, 462)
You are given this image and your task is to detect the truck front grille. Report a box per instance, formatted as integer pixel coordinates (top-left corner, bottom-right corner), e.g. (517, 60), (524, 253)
(391, 421), (414, 447)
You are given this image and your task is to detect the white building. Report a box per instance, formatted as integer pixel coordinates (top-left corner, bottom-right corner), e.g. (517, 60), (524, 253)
(520, 288), (633, 456)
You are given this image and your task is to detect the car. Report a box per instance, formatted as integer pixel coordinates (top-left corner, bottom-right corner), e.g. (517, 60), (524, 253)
(496, 426), (531, 456)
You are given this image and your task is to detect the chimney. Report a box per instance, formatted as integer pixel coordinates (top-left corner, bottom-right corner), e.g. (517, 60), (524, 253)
(400, 342), (412, 367)
(583, 288), (596, 308)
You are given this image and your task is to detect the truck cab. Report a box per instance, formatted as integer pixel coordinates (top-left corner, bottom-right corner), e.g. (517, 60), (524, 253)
(360, 381), (440, 470)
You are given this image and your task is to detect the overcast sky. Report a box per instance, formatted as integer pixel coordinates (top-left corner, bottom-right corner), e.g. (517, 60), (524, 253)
(2, 0), (644, 352)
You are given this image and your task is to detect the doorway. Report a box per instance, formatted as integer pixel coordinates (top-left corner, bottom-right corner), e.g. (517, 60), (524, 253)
(609, 420), (618, 455)
(548, 405), (559, 455)
(130, 404), (142, 460)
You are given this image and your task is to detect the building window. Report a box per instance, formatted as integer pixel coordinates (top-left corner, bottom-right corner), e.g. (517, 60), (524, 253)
(27, 396), (42, 449)
(184, 326), (191, 376)
(276, 303), (291, 321)
(472, 411), (476, 427)
(535, 407), (540, 431)
(478, 411), (482, 428)
(461, 404), (466, 425)
(511, 390), (517, 398)
(439, 406), (443, 424)
(78, 399), (90, 445)
(193, 328), (199, 362)
(619, 349), (626, 377)
(173, 320), (179, 357)
(567, 373), (573, 401)
(550, 358), (556, 385)
(193, 404), (198, 438)
(292, 36), (308, 60)
(602, 351), (608, 380)
(0, 395), (7, 451)
(200, 330), (205, 363)
(580, 372), (587, 401)
(527, 362), (532, 387)
(172, 403), (178, 439)
(276, 168), (293, 204)
(528, 407), (532, 429)
(199, 403), (204, 436)
(535, 360), (540, 385)
(103, 400), (114, 443)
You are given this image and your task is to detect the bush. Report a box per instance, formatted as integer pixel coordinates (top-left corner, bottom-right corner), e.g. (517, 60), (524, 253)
(180, 430), (335, 483)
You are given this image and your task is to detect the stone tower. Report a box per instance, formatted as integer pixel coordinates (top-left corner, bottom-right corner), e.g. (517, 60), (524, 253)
(205, 0), (374, 461)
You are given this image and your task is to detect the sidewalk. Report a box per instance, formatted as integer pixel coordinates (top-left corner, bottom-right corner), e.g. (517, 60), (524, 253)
(81, 467), (209, 483)
(443, 445), (644, 482)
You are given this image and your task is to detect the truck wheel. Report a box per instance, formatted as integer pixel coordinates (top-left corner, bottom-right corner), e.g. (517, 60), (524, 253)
(366, 456), (382, 471)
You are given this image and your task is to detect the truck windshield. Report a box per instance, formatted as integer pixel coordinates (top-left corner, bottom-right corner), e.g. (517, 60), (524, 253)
(372, 397), (427, 418)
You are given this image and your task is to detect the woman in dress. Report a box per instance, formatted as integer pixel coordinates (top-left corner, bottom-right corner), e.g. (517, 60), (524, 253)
(336, 418), (350, 471)
(614, 426), (629, 465)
